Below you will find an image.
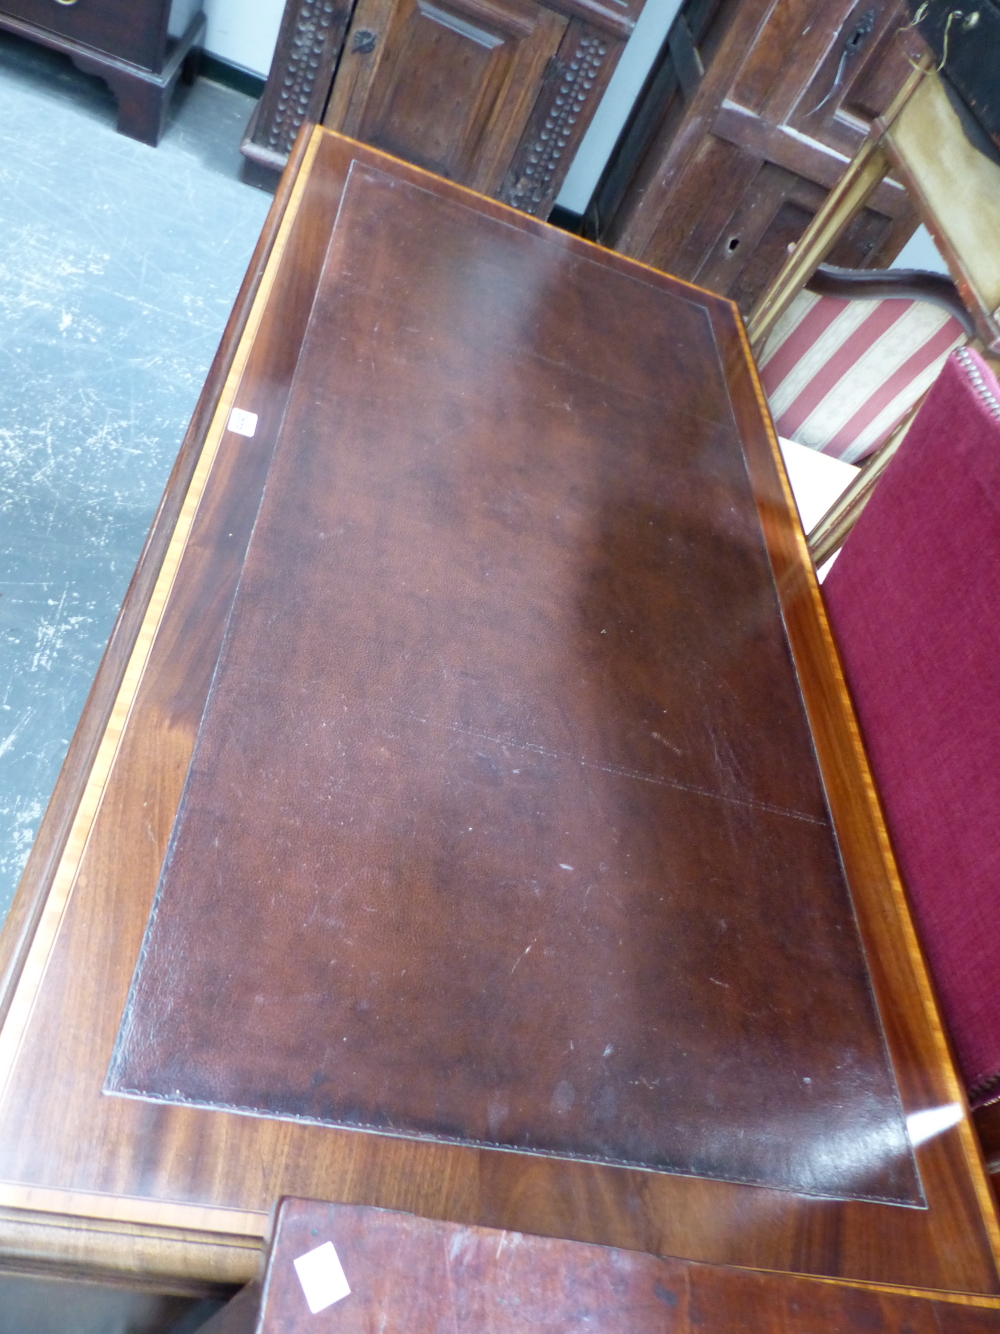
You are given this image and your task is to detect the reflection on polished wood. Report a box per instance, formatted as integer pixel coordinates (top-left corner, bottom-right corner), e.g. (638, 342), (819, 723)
(0, 128), (998, 1305)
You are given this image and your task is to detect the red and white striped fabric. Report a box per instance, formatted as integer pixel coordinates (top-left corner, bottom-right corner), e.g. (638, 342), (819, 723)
(759, 290), (966, 463)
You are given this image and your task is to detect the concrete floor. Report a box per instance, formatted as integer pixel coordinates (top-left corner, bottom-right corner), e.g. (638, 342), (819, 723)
(0, 1272), (223, 1334)
(0, 32), (272, 922)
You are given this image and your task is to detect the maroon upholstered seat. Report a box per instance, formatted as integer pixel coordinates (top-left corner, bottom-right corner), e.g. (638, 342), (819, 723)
(822, 347), (1000, 1107)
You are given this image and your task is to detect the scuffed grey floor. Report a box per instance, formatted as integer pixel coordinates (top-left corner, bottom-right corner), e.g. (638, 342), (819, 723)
(0, 34), (272, 922)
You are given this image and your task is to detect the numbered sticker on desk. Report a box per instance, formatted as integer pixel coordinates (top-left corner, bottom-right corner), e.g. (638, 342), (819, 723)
(227, 407), (258, 438)
(293, 1240), (351, 1314)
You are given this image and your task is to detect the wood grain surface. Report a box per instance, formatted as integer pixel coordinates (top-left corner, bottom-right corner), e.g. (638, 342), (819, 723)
(0, 128), (997, 1299)
(204, 1197), (1000, 1334)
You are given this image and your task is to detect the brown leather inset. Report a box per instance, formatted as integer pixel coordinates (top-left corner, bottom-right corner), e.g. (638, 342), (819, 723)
(107, 163), (919, 1205)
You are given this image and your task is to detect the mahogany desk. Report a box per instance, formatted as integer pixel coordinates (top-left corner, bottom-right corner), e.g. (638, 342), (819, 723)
(0, 127), (998, 1317)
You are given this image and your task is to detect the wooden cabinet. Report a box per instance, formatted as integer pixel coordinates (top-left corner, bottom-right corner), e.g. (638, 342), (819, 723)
(0, 0), (205, 144)
(589, 0), (925, 310)
(325, 0), (566, 195)
(241, 0), (638, 214)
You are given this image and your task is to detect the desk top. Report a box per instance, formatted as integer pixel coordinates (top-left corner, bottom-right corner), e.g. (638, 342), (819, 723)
(109, 152), (914, 1204)
(0, 128), (997, 1303)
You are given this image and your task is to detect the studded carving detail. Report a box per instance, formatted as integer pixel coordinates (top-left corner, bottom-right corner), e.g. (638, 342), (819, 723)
(264, 0), (341, 157)
(506, 34), (609, 215)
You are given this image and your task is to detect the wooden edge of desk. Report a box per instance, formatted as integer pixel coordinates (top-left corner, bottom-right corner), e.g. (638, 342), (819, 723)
(0, 124), (316, 1037)
(721, 307), (1000, 1265)
(4, 1179), (1000, 1314)
(0, 130), (324, 1294)
(0, 1195), (262, 1296)
(0, 124), (325, 1120)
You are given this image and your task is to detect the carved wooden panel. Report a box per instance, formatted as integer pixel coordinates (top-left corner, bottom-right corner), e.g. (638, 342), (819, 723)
(498, 19), (617, 214)
(592, 0), (926, 311)
(322, 0), (566, 194)
(243, 0), (356, 170)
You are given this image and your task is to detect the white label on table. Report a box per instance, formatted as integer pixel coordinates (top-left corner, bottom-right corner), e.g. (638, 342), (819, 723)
(293, 1240), (351, 1314)
(227, 407), (258, 438)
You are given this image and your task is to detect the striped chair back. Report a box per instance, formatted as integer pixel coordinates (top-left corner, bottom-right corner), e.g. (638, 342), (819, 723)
(759, 290), (966, 463)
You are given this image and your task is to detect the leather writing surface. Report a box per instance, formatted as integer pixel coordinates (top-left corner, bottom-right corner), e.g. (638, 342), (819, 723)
(108, 161), (920, 1204)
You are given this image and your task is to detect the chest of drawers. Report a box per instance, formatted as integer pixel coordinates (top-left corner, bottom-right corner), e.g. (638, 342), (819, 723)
(0, 0), (205, 144)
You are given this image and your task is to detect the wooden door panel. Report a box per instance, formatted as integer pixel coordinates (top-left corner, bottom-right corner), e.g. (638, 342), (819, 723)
(780, 0), (921, 155)
(690, 160), (818, 293)
(595, 0), (923, 311)
(711, 98), (905, 212)
(324, 0), (566, 193)
(668, 137), (762, 275)
(712, 0), (919, 234)
(616, 133), (742, 276)
(726, 0), (848, 117)
(696, 163), (900, 306)
(834, 12), (925, 133)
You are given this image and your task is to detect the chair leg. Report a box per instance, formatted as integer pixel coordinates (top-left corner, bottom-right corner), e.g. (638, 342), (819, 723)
(747, 140), (889, 354)
(807, 404), (921, 568)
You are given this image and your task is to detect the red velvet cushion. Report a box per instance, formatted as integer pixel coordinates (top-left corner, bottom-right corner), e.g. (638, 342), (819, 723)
(822, 347), (1000, 1107)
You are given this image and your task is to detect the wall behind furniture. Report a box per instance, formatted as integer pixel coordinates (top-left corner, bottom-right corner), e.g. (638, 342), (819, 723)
(202, 0), (284, 76)
(556, 0), (682, 214)
(890, 224), (948, 272)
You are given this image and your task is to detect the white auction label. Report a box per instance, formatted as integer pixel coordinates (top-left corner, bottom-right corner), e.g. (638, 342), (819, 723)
(227, 407), (259, 438)
(293, 1240), (351, 1314)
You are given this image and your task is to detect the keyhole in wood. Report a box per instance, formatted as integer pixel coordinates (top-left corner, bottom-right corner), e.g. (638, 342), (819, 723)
(846, 9), (875, 50)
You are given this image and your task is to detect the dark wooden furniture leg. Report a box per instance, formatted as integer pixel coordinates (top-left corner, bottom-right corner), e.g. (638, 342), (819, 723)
(104, 69), (172, 146)
(74, 13), (206, 146)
